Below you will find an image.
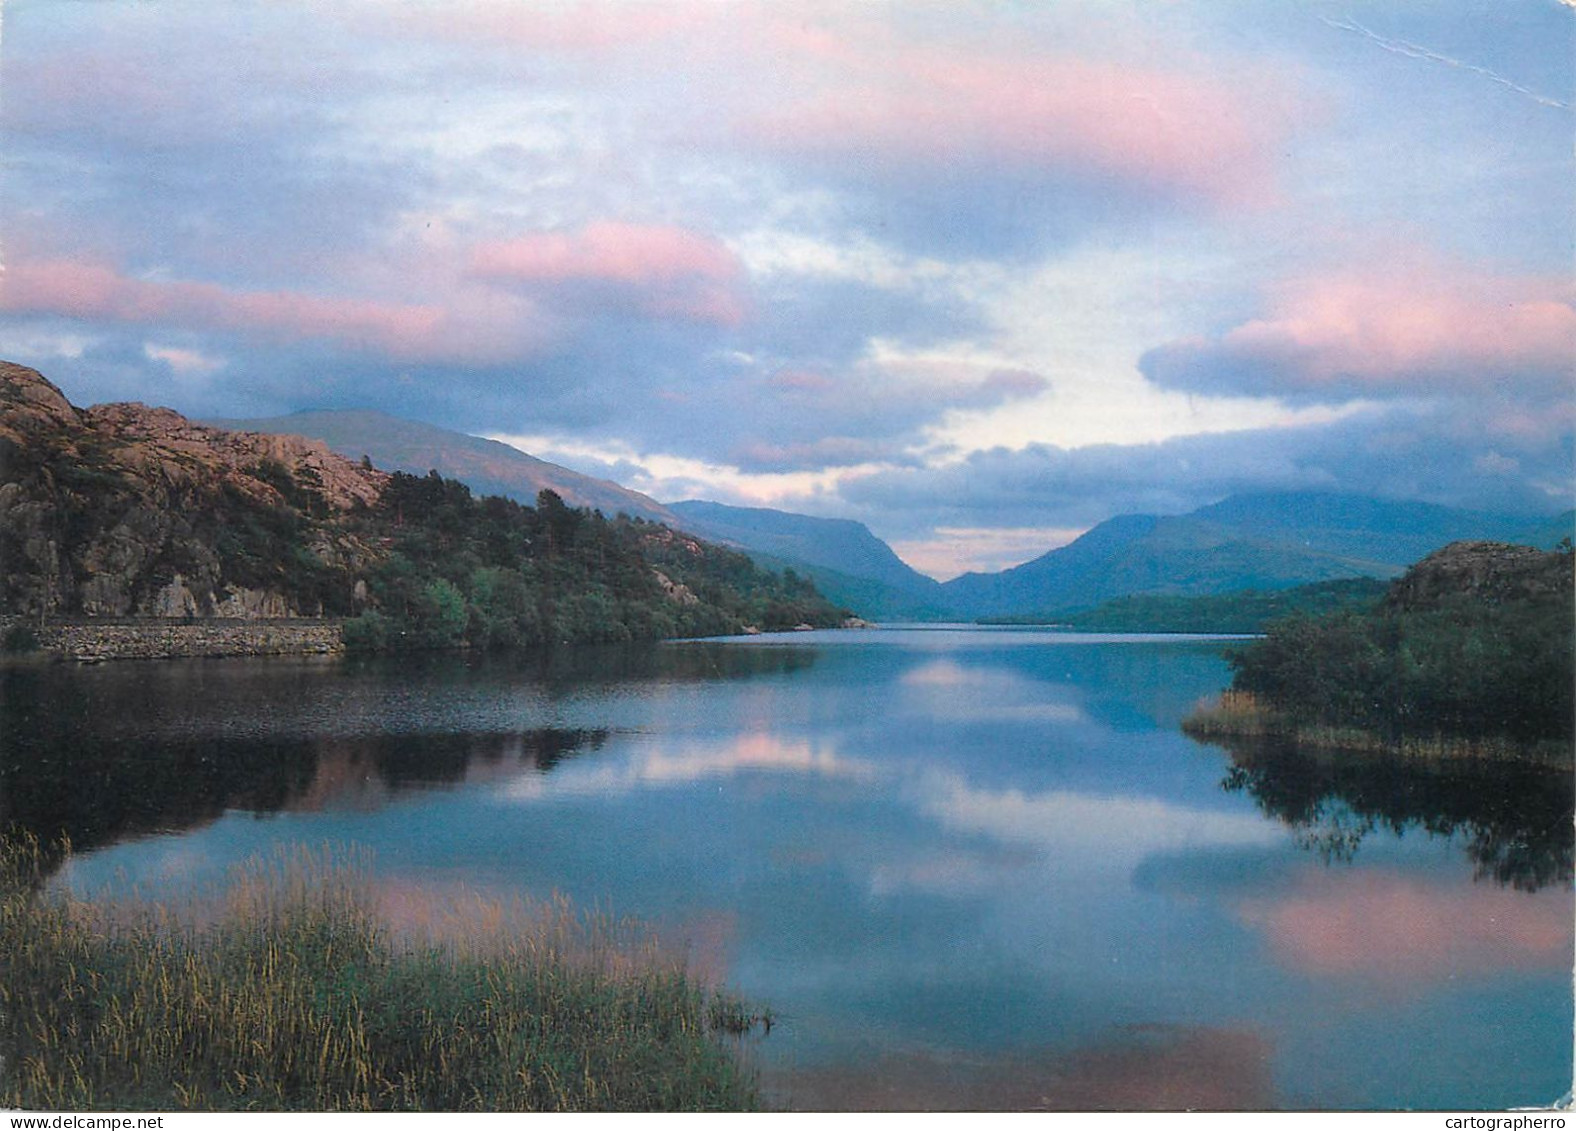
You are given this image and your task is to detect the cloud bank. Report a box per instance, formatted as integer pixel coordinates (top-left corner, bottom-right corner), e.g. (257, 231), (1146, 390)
(2, 0), (1570, 573)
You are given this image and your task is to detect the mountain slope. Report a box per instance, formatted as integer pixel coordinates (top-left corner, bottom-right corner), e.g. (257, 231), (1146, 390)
(666, 500), (937, 591)
(1188, 492), (1565, 566)
(665, 500), (948, 618)
(941, 494), (1568, 618)
(739, 551), (956, 622)
(207, 409), (679, 525)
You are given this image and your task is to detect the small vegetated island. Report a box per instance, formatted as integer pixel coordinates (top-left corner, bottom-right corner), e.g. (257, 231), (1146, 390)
(1184, 539), (1574, 766)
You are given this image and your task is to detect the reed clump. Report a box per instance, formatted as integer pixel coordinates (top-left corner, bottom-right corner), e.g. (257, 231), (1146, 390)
(1182, 690), (1568, 766)
(0, 837), (768, 1112)
(1180, 689), (1280, 739)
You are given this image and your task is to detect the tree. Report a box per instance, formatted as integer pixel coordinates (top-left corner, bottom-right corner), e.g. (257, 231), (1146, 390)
(413, 578), (468, 647)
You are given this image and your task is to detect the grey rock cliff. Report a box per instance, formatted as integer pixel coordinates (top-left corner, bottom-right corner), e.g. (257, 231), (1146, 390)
(1, 361), (388, 620)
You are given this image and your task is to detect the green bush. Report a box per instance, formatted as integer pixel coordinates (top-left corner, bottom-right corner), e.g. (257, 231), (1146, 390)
(413, 578), (468, 648)
(341, 610), (394, 653)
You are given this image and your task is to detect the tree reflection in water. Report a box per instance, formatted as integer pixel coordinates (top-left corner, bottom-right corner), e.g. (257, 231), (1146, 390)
(1202, 735), (1573, 892)
(1, 642), (822, 878)
(2, 727), (614, 877)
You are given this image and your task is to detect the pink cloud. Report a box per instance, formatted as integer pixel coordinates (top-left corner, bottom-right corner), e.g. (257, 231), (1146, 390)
(1144, 257), (1576, 399)
(367, 5), (1297, 209)
(737, 40), (1293, 206)
(1242, 273), (1573, 385)
(470, 222), (740, 286)
(637, 283), (749, 327)
(469, 222), (748, 326)
(0, 258), (547, 364)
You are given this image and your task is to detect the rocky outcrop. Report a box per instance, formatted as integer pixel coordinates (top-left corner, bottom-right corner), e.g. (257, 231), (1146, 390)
(1383, 540), (1574, 612)
(0, 361), (388, 621)
(651, 569), (700, 606)
(85, 400), (384, 512)
(0, 360), (83, 430)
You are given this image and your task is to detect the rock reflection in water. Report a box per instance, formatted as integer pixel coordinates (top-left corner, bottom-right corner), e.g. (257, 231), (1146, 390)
(1202, 736), (1573, 891)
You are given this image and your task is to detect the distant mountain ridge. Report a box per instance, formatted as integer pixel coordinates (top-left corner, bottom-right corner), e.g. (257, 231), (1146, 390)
(668, 494), (1569, 621)
(207, 410), (955, 617)
(1188, 492), (1567, 567)
(940, 493), (1571, 618)
(203, 406), (1571, 622)
(206, 409), (680, 526)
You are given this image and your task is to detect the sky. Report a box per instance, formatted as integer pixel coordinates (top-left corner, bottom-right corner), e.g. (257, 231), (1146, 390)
(2, 0), (1572, 579)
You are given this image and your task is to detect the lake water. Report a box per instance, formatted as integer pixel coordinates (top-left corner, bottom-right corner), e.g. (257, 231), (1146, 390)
(3, 626), (1571, 1110)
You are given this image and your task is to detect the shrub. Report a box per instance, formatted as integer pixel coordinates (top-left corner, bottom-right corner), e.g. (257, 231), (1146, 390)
(341, 610), (394, 653)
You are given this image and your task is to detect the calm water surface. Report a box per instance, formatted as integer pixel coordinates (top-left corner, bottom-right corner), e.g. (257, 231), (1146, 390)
(3, 626), (1571, 1110)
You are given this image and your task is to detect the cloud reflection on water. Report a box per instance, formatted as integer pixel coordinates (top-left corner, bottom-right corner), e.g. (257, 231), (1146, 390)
(1234, 867), (1574, 987)
(772, 1022), (1277, 1112)
(898, 657), (1087, 723)
(498, 730), (877, 801)
(913, 771), (1281, 876)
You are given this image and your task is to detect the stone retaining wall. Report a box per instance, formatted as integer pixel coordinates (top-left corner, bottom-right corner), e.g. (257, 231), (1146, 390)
(28, 620), (345, 661)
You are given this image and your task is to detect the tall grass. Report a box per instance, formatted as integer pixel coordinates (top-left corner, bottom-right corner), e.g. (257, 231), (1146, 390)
(1179, 689), (1280, 739)
(0, 837), (769, 1112)
(1182, 690), (1569, 766)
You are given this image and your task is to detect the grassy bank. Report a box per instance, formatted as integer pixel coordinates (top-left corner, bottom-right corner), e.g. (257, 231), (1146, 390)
(0, 839), (768, 1112)
(1182, 689), (1570, 767)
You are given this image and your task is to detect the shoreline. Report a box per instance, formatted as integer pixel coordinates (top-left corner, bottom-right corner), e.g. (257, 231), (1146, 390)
(2, 617), (862, 664)
(5, 618), (346, 663)
(1182, 690), (1572, 769)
